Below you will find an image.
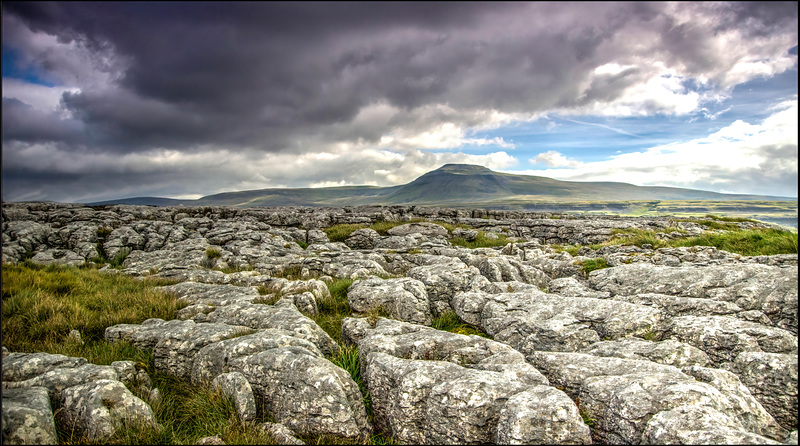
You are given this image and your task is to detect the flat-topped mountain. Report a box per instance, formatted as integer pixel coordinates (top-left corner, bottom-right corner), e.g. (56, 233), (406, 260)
(88, 164), (796, 208)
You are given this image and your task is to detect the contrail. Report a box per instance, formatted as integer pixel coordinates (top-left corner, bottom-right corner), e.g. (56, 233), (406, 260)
(555, 116), (641, 138)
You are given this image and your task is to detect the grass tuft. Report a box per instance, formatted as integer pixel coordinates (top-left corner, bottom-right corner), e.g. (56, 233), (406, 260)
(575, 258), (610, 276)
(310, 278), (353, 344)
(450, 231), (511, 249)
(431, 311), (489, 338)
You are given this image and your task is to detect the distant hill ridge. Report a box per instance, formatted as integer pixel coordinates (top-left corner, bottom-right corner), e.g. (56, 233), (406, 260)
(88, 163), (796, 208)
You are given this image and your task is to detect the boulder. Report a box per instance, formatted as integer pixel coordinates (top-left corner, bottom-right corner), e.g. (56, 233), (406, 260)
(452, 290), (664, 355)
(2, 352), (88, 382)
(348, 318), (589, 444)
(724, 352), (798, 430)
(1, 387), (58, 445)
(57, 379), (159, 443)
(530, 351), (787, 444)
(347, 276), (432, 325)
(665, 316), (797, 365)
(212, 372), (257, 423)
(407, 259), (480, 316)
(387, 222), (449, 237)
(344, 228), (380, 250)
(590, 263), (798, 333)
(581, 337), (710, 368)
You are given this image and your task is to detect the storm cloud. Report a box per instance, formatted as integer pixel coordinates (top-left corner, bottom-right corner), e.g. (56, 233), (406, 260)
(2, 2), (797, 202)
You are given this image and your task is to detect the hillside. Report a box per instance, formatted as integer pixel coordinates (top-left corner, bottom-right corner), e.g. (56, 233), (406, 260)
(89, 164), (796, 208)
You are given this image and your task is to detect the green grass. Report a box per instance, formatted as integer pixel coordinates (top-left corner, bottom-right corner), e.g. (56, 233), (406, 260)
(271, 265), (308, 280)
(205, 247), (222, 259)
(449, 231), (511, 249)
(2, 262), (184, 353)
(59, 359), (282, 445)
(324, 224), (369, 243)
(671, 228), (798, 256)
(576, 258), (610, 275)
(703, 214), (758, 223)
(431, 311), (489, 338)
(311, 278), (354, 344)
(1, 263), (385, 444)
(576, 226), (797, 257)
(323, 219), (470, 243)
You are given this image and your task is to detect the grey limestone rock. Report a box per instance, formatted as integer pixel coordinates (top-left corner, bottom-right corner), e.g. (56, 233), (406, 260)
(212, 372), (257, 423)
(347, 276), (432, 325)
(351, 318), (589, 444)
(362, 352), (588, 444)
(286, 292), (318, 316)
(344, 228), (380, 250)
(306, 229), (329, 245)
(322, 257), (391, 279)
(610, 292), (744, 319)
(190, 328), (325, 385)
(2, 363), (121, 402)
(495, 386), (592, 445)
(452, 227), (478, 241)
(121, 238), (214, 275)
(160, 280), (260, 301)
(452, 290), (664, 355)
(104, 318), (369, 440)
(188, 300), (339, 355)
(581, 337), (710, 367)
(374, 233), (449, 251)
(353, 317), (548, 384)
(548, 276), (611, 299)
(666, 315), (797, 365)
(229, 346), (371, 440)
(724, 352), (798, 430)
(477, 255), (550, 288)
(2, 352), (88, 382)
(529, 351), (786, 444)
(106, 318), (256, 379)
(386, 222), (449, 237)
(29, 248), (86, 266)
(196, 436), (226, 445)
(641, 405), (783, 445)
(57, 379), (159, 443)
(1, 387), (58, 445)
(681, 365), (787, 439)
(407, 259), (480, 316)
(590, 263), (798, 333)
(258, 422), (306, 444)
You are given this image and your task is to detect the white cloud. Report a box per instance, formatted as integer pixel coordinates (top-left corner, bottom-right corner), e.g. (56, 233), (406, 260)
(513, 100), (798, 197)
(1, 78), (80, 113)
(531, 151), (584, 168)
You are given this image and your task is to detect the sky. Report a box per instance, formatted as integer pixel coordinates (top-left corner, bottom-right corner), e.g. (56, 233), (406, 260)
(2, 1), (798, 203)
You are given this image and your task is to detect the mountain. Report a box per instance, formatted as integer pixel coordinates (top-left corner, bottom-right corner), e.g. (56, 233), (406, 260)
(87, 164), (796, 208)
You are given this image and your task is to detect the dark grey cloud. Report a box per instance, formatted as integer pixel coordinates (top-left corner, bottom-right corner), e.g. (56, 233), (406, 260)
(2, 2), (797, 202)
(7, 2), (790, 152)
(1, 98), (83, 143)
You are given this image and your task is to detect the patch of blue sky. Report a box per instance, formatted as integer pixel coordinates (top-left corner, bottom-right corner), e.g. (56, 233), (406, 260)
(466, 66), (797, 170)
(468, 115), (694, 166)
(1, 44), (56, 87)
(722, 68), (798, 122)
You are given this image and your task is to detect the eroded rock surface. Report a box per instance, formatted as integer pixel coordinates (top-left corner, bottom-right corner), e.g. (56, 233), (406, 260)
(345, 317), (591, 445)
(2, 202), (796, 444)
